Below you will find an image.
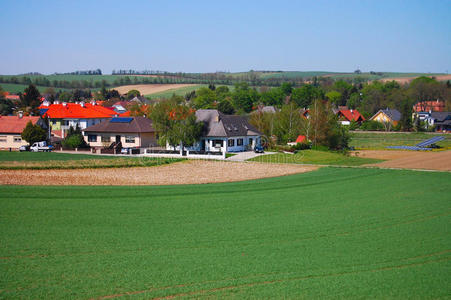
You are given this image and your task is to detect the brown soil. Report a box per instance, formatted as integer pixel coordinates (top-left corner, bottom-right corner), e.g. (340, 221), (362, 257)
(379, 74), (451, 84)
(0, 160), (318, 186)
(352, 150), (451, 171)
(114, 84), (197, 95)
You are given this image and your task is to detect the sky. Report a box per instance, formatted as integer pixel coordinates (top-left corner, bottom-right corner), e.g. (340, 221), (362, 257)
(0, 0), (450, 75)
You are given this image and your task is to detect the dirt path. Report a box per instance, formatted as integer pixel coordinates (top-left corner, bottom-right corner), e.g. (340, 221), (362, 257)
(353, 150), (451, 171)
(114, 84), (197, 95)
(0, 160), (318, 186)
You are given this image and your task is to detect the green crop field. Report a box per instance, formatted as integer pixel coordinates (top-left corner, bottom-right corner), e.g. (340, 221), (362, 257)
(145, 84), (207, 98)
(0, 83), (72, 94)
(350, 132), (451, 149)
(249, 149), (383, 166)
(1, 167), (450, 298)
(0, 151), (181, 169)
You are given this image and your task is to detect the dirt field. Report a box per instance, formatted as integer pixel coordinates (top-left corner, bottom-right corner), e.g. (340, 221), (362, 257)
(0, 160), (318, 186)
(353, 150), (451, 171)
(379, 74), (451, 84)
(115, 84), (197, 95)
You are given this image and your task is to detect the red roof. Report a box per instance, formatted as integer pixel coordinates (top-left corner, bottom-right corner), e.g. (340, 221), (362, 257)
(337, 109), (365, 122)
(41, 103), (118, 119)
(295, 135), (306, 143)
(0, 116), (40, 134)
(413, 100), (445, 112)
(5, 95), (20, 100)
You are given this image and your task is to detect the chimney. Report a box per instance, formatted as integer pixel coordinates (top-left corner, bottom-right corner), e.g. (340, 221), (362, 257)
(214, 115), (219, 122)
(80, 101), (85, 108)
(18, 111), (23, 119)
(42, 100), (50, 107)
(90, 100), (96, 106)
(54, 100), (60, 104)
(62, 102), (67, 107)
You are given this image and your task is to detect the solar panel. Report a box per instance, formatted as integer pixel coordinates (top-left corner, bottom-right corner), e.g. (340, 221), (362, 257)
(110, 117), (133, 123)
(386, 146), (432, 151)
(39, 108), (48, 116)
(415, 136), (444, 147)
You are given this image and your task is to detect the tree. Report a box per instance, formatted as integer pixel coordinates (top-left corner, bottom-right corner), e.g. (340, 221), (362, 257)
(273, 103), (305, 144)
(325, 90), (342, 105)
(399, 98), (413, 131)
(21, 84), (41, 115)
(21, 121), (47, 145)
(150, 100), (203, 150)
(62, 125), (89, 149)
(127, 89), (141, 100)
(217, 100), (235, 114)
(291, 85), (323, 108)
(192, 87), (217, 109)
(232, 82), (258, 113)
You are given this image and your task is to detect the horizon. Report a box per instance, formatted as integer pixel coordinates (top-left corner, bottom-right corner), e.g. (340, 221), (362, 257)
(1, 0), (450, 75)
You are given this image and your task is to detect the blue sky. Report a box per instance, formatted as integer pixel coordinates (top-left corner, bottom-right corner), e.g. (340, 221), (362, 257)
(0, 0), (450, 74)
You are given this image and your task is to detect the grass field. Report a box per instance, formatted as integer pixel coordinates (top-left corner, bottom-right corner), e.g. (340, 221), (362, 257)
(350, 132), (451, 149)
(144, 84), (206, 98)
(249, 149), (383, 166)
(0, 83), (72, 94)
(0, 151), (181, 169)
(0, 167), (450, 298)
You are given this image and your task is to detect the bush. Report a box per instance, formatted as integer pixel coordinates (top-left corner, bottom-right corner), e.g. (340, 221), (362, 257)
(61, 125), (89, 149)
(21, 121), (47, 145)
(360, 120), (385, 131)
(291, 142), (311, 151)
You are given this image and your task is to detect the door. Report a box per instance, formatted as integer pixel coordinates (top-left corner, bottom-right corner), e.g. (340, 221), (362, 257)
(115, 135), (121, 143)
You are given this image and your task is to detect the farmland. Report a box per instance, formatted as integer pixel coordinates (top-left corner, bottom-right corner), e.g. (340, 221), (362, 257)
(1, 167), (450, 298)
(350, 131), (451, 149)
(249, 149), (383, 166)
(0, 151), (181, 170)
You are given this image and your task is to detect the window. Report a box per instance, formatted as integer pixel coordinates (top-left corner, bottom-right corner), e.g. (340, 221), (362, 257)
(237, 138), (243, 146)
(88, 135), (97, 142)
(213, 140), (223, 148)
(101, 136), (111, 143)
(0, 136), (6, 143)
(228, 139), (235, 147)
(249, 138), (253, 145)
(125, 136), (135, 143)
(14, 136), (22, 143)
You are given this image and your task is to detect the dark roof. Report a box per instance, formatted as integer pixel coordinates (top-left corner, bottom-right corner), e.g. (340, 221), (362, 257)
(430, 112), (451, 122)
(196, 109), (261, 137)
(83, 116), (155, 133)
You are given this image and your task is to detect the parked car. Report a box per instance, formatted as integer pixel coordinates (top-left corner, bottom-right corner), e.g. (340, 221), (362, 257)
(120, 147), (130, 154)
(254, 145), (264, 153)
(30, 141), (54, 152)
(19, 145), (30, 152)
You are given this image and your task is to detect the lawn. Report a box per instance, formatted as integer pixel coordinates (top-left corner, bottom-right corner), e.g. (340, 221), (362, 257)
(350, 131), (451, 149)
(0, 151), (181, 169)
(249, 149), (383, 166)
(0, 167), (450, 298)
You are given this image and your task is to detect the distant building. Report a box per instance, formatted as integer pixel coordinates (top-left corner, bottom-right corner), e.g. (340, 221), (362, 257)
(370, 109), (402, 126)
(0, 114), (47, 149)
(40, 101), (119, 138)
(336, 109), (365, 125)
(413, 100), (445, 112)
(424, 112), (451, 132)
(83, 117), (157, 149)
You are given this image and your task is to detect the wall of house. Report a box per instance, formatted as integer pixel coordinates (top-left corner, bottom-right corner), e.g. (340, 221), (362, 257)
(0, 134), (28, 149)
(51, 118), (108, 138)
(372, 113), (398, 125)
(84, 132), (146, 148)
(225, 136), (260, 152)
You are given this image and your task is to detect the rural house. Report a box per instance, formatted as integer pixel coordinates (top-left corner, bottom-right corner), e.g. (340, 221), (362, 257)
(82, 116), (157, 149)
(0, 114), (48, 149)
(370, 108), (402, 126)
(423, 112), (451, 132)
(187, 109), (262, 153)
(413, 100), (445, 113)
(40, 100), (120, 138)
(336, 109), (365, 125)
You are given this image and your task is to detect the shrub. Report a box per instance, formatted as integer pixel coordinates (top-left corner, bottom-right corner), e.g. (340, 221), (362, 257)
(360, 120), (385, 131)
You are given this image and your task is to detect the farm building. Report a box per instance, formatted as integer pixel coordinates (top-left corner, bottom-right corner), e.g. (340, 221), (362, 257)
(370, 109), (401, 126)
(185, 109), (262, 153)
(40, 101), (121, 138)
(336, 109), (365, 125)
(0, 114), (47, 149)
(413, 100), (445, 112)
(82, 117), (157, 149)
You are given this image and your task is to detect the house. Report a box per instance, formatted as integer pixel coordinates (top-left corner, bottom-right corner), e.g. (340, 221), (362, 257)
(0, 114), (47, 149)
(370, 109), (402, 126)
(413, 100), (445, 113)
(424, 112), (451, 132)
(40, 100), (119, 138)
(189, 109), (262, 153)
(287, 135), (307, 146)
(82, 116), (157, 149)
(336, 109), (365, 125)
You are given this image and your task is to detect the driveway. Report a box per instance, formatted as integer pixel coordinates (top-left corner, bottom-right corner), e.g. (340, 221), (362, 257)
(227, 151), (273, 162)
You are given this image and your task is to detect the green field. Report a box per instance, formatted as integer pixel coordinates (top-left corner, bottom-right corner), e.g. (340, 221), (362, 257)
(249, 149), (383, 166)
(350, 132), (451, 149)
(145, 84), (207, 99)
(0, 151), (181, 169)
(0, 167), (450, 298)
(0, 83), (73, 94)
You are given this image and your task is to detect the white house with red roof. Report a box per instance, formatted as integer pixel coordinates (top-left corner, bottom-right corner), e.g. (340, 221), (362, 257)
(336, 109), (365, 125)
(40, 100), (119, 138)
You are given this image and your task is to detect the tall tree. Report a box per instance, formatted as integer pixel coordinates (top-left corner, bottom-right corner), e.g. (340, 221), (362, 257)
(21, 84), (41, 115)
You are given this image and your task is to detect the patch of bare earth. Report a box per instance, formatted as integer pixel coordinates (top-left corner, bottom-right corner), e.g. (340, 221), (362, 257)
(114, 84), (197, 95)
(352, 150), (451, 171)
(379, 74), (451, 84)
(0, 160), (318, 186)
